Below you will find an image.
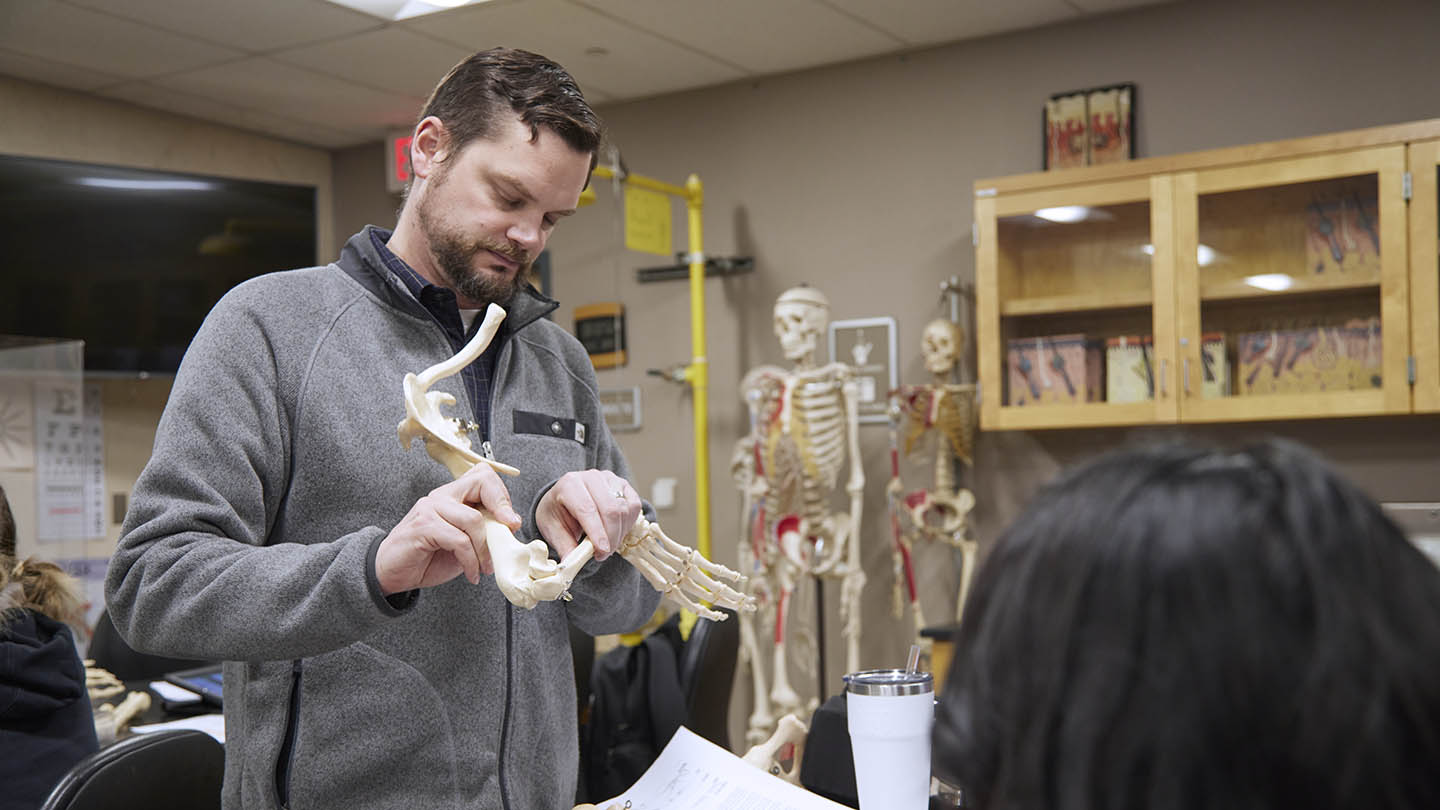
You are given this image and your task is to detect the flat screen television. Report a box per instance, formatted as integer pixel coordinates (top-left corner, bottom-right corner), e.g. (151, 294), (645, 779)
(0, 154), (317, 375)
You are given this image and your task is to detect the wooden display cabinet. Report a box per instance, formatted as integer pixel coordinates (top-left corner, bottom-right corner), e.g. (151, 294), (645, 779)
(976, 119), (1440, 430)
(1411, 139), (1440, 413)
(975, 177), (1178, 429)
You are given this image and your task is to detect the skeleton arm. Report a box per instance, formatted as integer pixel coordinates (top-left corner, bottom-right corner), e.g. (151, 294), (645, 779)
(400, 304), (754, 617)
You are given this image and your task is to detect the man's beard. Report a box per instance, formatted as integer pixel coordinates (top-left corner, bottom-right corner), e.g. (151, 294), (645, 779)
(417, 192), (531, 308)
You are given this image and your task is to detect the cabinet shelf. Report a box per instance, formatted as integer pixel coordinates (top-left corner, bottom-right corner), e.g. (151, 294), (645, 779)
(1000, 290), (1152, 316)
(1198, 273), (1380, 303)
(988, 401), (1163, 430)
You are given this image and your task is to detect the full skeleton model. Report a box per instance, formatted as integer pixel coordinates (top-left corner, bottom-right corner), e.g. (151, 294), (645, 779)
(733, 285), (865, 744)
(886, 318), (977, 637)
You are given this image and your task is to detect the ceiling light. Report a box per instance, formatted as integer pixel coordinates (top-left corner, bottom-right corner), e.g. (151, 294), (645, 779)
(324, 0), (495, 21)
(1243, 274), (1294, 292)
(75, 177), (216, 191)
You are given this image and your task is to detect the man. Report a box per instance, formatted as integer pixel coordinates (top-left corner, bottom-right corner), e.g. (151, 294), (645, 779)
(105, 48), (659, 810)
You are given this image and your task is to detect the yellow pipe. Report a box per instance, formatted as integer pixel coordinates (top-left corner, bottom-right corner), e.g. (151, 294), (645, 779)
(586, 165), (712, 559)
(684, 174), (710, 560)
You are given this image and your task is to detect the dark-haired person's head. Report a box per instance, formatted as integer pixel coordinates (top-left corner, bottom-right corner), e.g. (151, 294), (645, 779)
(391, 47), (601, 312)
(935, 440), (1440, 810)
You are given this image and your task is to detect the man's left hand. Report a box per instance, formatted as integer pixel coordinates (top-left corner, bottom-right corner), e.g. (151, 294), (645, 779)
(535, 470), (641, 561)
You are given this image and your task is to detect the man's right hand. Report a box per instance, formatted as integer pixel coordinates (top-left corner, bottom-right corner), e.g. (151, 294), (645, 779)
(374, 464), (524, 596)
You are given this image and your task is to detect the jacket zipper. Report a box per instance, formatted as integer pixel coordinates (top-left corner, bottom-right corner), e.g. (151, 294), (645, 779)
(498, 604), (515, 809)
(490, 343), (515, 810)
(275, 659), (303, 810)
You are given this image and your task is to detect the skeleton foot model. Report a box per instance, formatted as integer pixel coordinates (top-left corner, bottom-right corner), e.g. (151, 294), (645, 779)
(735, 285), (865, 744)
(398, 303), (753, 621)
(887, 318), (978, 636)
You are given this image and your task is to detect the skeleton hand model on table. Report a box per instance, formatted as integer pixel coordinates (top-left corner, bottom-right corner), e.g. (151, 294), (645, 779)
(887, 318), (978, 638)
(734, 285), (865, 745)
(398, 303), (753, 621)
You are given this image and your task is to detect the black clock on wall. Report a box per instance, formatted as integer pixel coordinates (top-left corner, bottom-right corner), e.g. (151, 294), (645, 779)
(574, 302), (627, 369)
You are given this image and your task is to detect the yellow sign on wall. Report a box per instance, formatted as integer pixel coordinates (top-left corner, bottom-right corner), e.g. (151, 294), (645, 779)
(624, 185), (672, 256)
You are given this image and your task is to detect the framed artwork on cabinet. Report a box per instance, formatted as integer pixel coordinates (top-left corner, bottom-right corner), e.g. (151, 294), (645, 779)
(1044, 82), (1136, 169)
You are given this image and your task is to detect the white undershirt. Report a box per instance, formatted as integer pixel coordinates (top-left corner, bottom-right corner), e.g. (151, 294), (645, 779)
(459, 308), (481, 332)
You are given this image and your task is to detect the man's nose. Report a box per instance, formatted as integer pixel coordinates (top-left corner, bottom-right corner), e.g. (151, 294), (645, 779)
(506, 216), (544, 255)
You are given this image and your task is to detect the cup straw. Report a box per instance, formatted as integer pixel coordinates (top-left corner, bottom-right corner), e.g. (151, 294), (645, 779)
(905, 643), (921, 673)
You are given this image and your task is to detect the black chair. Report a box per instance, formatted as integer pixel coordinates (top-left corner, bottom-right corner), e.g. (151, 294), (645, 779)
(677, 607), (739, 750)
(87, 608), (209, 682)
(41, 729), (224, 810)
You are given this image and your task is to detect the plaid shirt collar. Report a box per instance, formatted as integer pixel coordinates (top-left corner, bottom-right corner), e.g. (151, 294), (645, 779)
(368, 228), (473, 340)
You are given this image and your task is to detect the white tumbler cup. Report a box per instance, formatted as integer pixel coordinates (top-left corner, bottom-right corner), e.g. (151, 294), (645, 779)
(844, 668), (934, 810)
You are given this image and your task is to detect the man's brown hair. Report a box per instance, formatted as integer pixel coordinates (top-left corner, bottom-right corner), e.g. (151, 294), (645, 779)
(413, 47), (603, 187)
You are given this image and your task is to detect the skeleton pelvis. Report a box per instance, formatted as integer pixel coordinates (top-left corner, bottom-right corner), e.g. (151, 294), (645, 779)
(773, 513), (843, 573)
(904, 488), (975, 537)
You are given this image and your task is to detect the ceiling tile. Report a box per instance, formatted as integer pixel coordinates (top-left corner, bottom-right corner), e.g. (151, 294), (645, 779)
(0, 46), (125, 92)
(149, 57), (423, 132)
(271, 27), (472, 97)
(399, 0), (746, 100)
(824, 0), (1079, 46)
(0, 0), (243, 78)
(64, 0), (385, 53)
(96, 80), (363, 147)
(568, 0), (901, 75)
(1069, 0), (1177, 12)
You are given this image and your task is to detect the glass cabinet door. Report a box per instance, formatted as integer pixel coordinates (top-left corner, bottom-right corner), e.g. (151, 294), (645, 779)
(976, 176), (1178, 430)
(1410, 139), (1440, 412)
(1172, 146), (1410, 421)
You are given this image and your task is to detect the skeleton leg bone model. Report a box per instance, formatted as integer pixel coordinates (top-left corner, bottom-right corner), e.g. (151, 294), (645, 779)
(397, 303), (754, 621)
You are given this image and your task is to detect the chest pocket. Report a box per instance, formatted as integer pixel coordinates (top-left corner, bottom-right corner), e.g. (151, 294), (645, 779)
(513, 409), (589, 446)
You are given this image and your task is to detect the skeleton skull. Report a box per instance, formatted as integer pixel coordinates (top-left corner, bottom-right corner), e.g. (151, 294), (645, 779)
(921, 318), (964, 379)
(773, 285), (830, 365)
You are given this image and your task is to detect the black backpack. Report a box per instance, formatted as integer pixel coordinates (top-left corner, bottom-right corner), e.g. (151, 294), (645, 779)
(578, 613), (687, 802)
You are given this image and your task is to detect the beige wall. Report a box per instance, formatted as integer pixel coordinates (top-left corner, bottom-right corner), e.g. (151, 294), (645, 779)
(522, 0), (1440, 718)
(0, 76), (332, 555)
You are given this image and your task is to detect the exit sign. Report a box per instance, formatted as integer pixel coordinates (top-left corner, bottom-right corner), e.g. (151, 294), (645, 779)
(385, 131), (413, 194)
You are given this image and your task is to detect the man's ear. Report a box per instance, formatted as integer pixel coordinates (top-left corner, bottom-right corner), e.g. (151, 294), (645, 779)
(409, 116), (449, 181)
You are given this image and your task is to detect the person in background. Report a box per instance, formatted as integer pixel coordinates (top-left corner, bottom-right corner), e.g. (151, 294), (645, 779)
(1, 484), (99, 810)
(934, 439), (1440, 810)
(105, 47), (659, 810)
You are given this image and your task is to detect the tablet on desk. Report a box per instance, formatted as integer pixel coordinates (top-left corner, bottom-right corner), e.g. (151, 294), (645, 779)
(164, 664), (224, 707)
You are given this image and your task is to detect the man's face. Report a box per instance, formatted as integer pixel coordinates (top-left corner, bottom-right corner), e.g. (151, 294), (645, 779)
(414, 116), (591, 309)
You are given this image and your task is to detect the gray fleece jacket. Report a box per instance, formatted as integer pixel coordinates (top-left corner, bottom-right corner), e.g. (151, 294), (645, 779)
(105, 227), (660, 810)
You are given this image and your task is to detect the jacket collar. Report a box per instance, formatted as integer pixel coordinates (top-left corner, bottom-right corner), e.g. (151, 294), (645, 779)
(338, 225), (560, 333)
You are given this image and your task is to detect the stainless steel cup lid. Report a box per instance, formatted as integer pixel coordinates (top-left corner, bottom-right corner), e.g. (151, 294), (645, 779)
(843, 668), (934, 696)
